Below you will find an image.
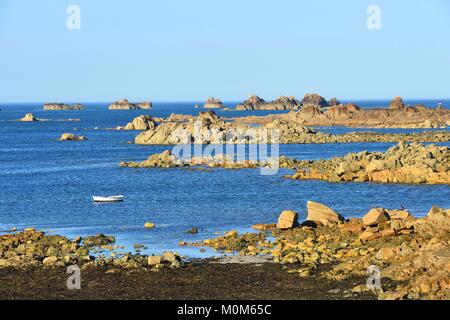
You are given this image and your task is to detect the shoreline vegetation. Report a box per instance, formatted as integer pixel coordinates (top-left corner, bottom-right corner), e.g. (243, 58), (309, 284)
(2, 93), (450, 300)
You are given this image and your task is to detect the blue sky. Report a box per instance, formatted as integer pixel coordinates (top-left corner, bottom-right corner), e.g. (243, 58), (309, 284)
(0, 0), (449, 102)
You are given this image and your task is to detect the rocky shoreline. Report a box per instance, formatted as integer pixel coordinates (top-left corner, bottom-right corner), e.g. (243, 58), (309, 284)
(1, 202), (448, 300)
(288, 142), (450, 184)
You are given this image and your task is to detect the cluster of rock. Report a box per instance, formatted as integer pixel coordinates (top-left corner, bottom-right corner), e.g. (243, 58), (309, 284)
(236, 95), (301, 111)
(43, 103), (85, 111)
(233, 96), (450, 128)
(0, 229), (183, 271)
(134, 111), (450, 145)
(119, 150), (277, 170)
(190, 202), (450, 299)
(289, 142), (450, 184)
(108, 99), (152, 110)
(116, 115), (157, 130)
(59, 133), (87, 141)
(203, 97), (224, 109)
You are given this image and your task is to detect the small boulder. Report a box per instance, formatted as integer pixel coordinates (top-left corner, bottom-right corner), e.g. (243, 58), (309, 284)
(148, 255), (162, 266)
(144, 222), (155, 229)
(276, 210), (299, 229)
(306, 201), (344, 225)
(19, 113), (38, 122)
(362, 208), (390, 226)
(42, 256), (58, 266)
(162, 251), (180, 263)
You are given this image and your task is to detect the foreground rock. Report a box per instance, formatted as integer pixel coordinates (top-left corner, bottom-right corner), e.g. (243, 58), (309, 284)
(117, 115), (157, 130)
(108, 99), (152, 110)
(236, 95), (301, 111)
(59, 133), (87, 141)
(134, 111), (450, 145)
(0, 230), (183, 271)
(193, 203), (449, 300)
(43, 103), (85, 111)
(289, 142), (450, 184)
(203, 97), (224, 109)
(19, 113), (39, 122)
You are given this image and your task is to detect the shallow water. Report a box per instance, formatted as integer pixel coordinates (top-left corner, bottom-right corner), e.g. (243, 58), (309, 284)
(1, 102), (449, 258)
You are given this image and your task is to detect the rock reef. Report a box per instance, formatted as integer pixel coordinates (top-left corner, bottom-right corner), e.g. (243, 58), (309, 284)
(43, 103), (85, 111)
(234, 96), (450, 128)
(289, 142), (450, 184)
(59, 133), (87, 141)
(108, 99), (152, 110)
(203, 97), (224, 109)
(236, 95), (301, 111)
(133, 111), (450, 145)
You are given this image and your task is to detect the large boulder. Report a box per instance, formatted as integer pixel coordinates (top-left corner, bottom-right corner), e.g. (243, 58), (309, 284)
(122, 115), (156, 130)
(362, 208), (390, 226)
(276, 210), (299, 229)
(306, 201), (344, 224)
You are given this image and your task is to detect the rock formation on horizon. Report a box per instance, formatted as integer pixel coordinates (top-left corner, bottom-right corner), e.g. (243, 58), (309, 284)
(108, 99), (152, 110)
(203, 97), (224, 109)
(43, 103), (85, 111)
(236, 95), (301, 111)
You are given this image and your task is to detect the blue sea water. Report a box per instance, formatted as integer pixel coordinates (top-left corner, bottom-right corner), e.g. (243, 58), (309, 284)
(0, 101), (449, 258)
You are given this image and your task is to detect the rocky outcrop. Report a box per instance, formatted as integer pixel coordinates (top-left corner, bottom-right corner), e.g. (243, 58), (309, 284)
(236, 95), (301, 111)
(233, 97), (450, 128)
(300, 93), (329, 107)
(59, 133), (87, 141)
(108, 99), (152, 110)
(203, 97), (224, 109)
(19, 113), (38, 122)
(389, 96), (405, 110)
(117, 115), (157, 130)
(289, 142), (450, 184)
(120, 150), (276, 169)
(43, 103), (85, 111)
(135, 111), (450, 145)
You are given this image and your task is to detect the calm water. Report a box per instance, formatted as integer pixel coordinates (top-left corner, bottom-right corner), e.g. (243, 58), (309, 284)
(1, 102), (449, 258)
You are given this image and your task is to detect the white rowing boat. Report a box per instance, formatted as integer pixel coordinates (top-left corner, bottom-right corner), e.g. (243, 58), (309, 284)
(92, 195), (124, 202)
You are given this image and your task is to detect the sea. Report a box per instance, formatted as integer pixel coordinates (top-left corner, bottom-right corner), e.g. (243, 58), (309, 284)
(1, 100), (449, 258)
